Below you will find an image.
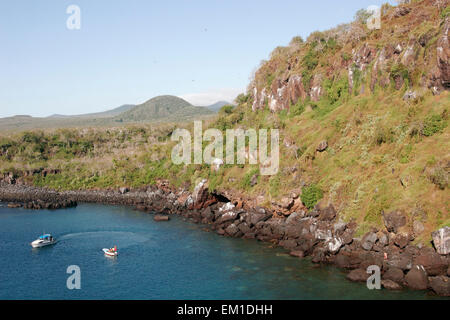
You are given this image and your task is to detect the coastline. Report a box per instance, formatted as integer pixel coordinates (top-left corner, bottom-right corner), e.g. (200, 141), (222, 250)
(0, 181), (449, 297)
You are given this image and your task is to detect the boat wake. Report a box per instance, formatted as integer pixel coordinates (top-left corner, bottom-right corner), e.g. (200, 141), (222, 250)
(58, 231), (151, 249)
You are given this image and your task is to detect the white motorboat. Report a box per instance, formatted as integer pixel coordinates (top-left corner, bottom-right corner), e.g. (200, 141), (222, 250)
(31, 234), (57, 248)
(103, 246), (118, 257)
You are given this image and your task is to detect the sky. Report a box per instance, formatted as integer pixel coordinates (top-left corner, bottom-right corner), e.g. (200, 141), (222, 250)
(0, 0), (395, 118)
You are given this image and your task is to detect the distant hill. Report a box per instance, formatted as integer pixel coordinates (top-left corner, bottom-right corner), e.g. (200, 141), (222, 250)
(0, 96), (215, 132)
(116, 95), (214, 122)
(48, 104), (135, 119)
(205, 101), (232, 113)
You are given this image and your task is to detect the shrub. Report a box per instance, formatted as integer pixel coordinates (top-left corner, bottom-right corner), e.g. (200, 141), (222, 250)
(219, 105), (234, 115)
(301, 184), (323, 209)
(289, 36), (304, 47)
(374, 126), (394, 145)
(428, 167), (448, 190)
(290, 99), (305, 116)
(235, 93), (249, 105)
(269, 174), (281, 197)
(241, 168), (259, 190)
(390, 63), (409, 85)
(421, 113), (447, 137)
(303, 48), (319, 71)
(441, 5), (450, 19)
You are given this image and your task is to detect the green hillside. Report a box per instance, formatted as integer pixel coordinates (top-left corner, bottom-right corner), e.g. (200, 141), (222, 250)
(116, 96), (214, 122)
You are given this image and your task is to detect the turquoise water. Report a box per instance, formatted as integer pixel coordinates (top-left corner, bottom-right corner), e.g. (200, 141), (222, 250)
(0, 203), (442, 300)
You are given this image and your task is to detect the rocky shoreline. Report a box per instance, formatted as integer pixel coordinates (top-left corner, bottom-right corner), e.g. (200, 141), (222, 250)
(0, 181), (449, 297)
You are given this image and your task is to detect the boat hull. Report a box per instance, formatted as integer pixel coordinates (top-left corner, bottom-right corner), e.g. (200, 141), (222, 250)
(103, 248), (118, 257)
(31, 240), (57, 248)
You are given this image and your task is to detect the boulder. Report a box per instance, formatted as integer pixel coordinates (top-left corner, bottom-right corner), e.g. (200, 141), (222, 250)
(402, 91), (417, 101)
(378, 232), (389, 247)
(289, 250), (305, 258)
(394, 44), (403, 54)
(176, 193), (190, 207)
(316, 141), (328, 152)
(246, 211), (272, 227)
(432, 226), (450, 255)
(414, 248), (448, 276)
(237, 222), (251, 235)
(381, 280), (402, 290)
(405, 265), (428, 290)
(387, 252), (413, 271)
(382, 267), (404, 283)
(119, 187), (129, 194)
(225, 223), (240, 237)
(413, 221), (425, 235)
(326, 237), (343, 254)
(154, 215), (170, 222)
(361, 232), (378, 251)
(383, 210), (406, 233)
(393, 6), (411, 18)
(335, 254), (352, 269)
(429, 276), (450, 296)
(201, 206), (213, 220)
(7, 203), (22, 208)
(192, 179), (216, 209)
(319, 204), (336, 221)
(279, 239), (298, 250)
(346, 269), (369, 282)
(333, 221), (347, 234)
(250, 174), (258, 187)
(280, 197), (294, 210)
(393, 233), (410, 249)
(286, 211), (304, 225)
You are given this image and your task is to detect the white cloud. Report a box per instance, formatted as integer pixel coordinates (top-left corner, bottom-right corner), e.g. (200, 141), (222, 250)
(179, 88), (244, 106)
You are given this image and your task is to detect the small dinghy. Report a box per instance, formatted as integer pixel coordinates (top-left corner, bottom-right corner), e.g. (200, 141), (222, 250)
(31, 234), (57, 248)
(103, 246), (118, 257)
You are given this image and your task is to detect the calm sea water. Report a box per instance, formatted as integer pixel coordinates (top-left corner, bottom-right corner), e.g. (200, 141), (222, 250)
(0, 202), (442, 300)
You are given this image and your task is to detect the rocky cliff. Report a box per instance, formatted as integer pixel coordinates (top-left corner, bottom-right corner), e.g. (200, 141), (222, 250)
(250, 0), (449, 112)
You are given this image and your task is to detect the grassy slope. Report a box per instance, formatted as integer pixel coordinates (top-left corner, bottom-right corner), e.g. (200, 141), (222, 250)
(0, 1), (448, 243)
(0, 90), (448, 243)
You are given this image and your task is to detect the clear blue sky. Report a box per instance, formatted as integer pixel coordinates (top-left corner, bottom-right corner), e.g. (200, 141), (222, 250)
(0, 0), (395, 118)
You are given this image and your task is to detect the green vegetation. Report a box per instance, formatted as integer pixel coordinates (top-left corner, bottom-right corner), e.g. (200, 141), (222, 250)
(301, 185), (323, 209)
(422, 113), (448, 137)
(1, 1), (449, 243)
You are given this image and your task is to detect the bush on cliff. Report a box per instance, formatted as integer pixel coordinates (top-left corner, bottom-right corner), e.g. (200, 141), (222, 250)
(301, 184), (323, 209)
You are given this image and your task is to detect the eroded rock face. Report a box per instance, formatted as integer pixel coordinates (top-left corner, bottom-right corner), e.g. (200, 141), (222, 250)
(432, 226), (450, 255)
(437, 18), (450, 88)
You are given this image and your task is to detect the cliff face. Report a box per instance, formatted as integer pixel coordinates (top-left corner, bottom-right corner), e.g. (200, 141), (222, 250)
(250, 0), (449, 112)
